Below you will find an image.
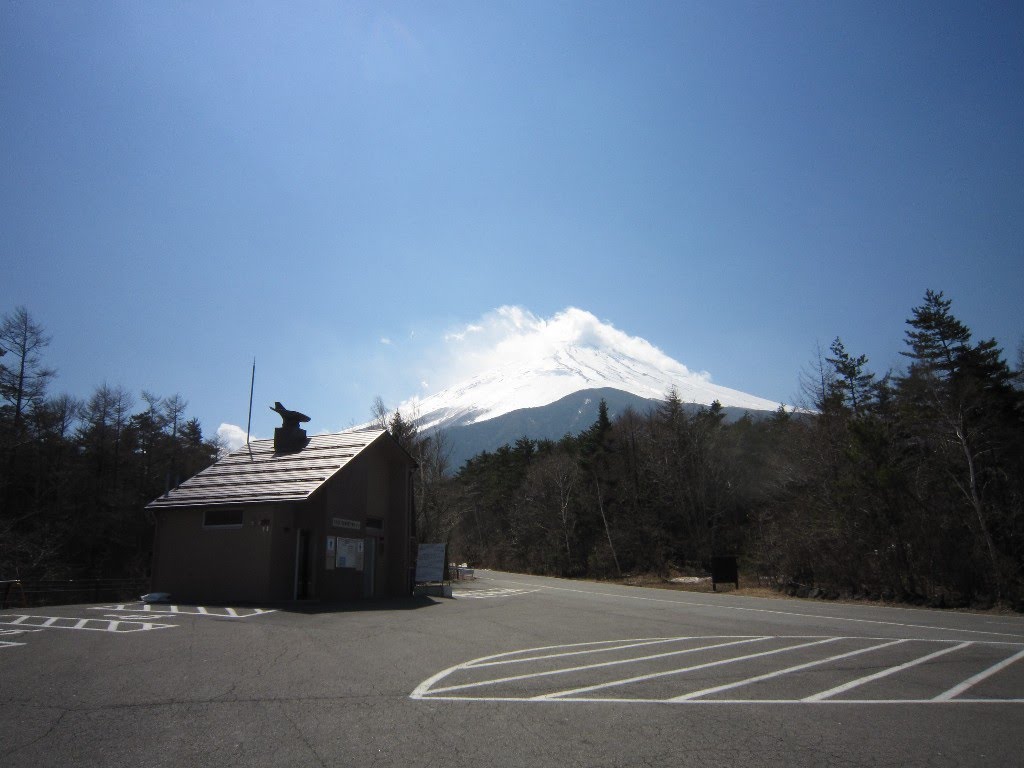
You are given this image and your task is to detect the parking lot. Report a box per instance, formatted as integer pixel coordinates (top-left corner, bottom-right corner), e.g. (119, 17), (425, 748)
(2, 571), (1022, 767)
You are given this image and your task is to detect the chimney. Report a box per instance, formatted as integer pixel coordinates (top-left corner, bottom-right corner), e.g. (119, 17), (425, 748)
(274, 424), (307, 453)
(270, 402), (311, 453)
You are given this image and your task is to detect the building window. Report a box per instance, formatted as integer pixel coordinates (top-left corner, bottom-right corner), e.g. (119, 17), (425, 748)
(203, 509), (244, 529)
(366, 517), (384, 530)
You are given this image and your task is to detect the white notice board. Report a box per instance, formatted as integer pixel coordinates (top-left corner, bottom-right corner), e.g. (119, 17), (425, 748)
(415, 543), (447, 582)
(335, 537), (364, 571)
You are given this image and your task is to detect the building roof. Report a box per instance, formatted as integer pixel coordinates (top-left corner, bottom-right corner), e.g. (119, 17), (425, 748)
(146, 428), (390, 509)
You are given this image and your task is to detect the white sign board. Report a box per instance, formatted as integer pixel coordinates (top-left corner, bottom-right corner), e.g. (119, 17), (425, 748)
(332, 517), (361, 530)
(415, 543), (447, 583)
(335, 537), (364, 571)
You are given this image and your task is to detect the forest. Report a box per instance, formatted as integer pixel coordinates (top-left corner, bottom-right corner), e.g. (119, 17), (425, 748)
(400, 291), (1024, 610)
(0, 307), (219, 584)
(3, 291), (1023, 610)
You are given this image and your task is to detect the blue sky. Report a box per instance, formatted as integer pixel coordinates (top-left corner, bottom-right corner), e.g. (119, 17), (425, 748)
(2, 1), (1022, 442)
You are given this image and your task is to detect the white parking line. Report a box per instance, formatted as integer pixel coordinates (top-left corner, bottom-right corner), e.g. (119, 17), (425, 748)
(804, 642), (972, 701)
(413, 635), (1024, 705)
(453, 588), (542, 600)
(470, 636), (702, 669)
(670, 638), (908, 701)
(0, 614), (175, 632)
(933, 646), (1024, 701)
(422, 637), (770, 696)
(93, 604), (275, 619)
(0, 628), (38, 637)
(536, 637), (839, 700)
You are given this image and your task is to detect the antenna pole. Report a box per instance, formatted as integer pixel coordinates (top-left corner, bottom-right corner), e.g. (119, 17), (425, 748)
(246, 357), (256, 453)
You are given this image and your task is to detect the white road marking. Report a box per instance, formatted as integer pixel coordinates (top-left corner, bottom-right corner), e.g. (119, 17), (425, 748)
(669, 639), (908, 701)
(0, 614), (175, 632)
(495, 578), (1024, 639)
(469, 636), (707, 669)
(413, 635), (1024, 705)
(933, 646), (1024, 701)
(535, 637), (839, 700)
(803, 642), (973, 701)
(425, 637), (771, 696)
(410, 637), (690, 697)
(419, 695), (1024, 705)
(93, 604), (275, 619)
(453, 588), (542, 599)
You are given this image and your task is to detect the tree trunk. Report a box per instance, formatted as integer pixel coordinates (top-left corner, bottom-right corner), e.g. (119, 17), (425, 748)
(594, 475), (621, 577)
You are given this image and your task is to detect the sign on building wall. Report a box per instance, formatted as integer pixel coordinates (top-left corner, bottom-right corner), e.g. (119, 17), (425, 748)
(415, 543), (447, 582)
(335, 537), (364, 571)
(332, 518), (361, 530)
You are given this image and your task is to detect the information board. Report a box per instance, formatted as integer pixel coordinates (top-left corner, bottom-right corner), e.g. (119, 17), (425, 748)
(335, 537), (364, 571)
(415, 543), (447, 582)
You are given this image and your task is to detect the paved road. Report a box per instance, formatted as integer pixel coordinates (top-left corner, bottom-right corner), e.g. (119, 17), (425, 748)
(2, 570), (1022, 767)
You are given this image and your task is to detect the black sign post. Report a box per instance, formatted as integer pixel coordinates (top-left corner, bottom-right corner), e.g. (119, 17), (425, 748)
(711, 556), (739, 592)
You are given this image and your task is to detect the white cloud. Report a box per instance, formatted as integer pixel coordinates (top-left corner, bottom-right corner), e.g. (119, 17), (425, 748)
(422, 306), (706, 391)
(444, 323), (483, 342)
(217, 423), (256, 453)
(380, 337), (392, 345)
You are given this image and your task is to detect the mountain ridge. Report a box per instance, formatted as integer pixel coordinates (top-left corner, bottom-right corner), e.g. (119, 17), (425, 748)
(432, 386), (778, 471)
(401, 340), (782, 433)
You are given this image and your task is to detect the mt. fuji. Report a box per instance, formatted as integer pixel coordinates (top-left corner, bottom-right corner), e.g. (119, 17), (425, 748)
(396, 307), (783, 436)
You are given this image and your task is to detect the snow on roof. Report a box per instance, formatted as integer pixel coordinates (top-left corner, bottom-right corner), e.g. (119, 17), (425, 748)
(146, 428), (387, 509)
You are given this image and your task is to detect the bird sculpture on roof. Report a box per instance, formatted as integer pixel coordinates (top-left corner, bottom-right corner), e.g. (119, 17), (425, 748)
(271, 401), (311, 430)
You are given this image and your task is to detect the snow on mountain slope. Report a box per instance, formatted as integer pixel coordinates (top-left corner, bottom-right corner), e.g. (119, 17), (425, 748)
(398, 309), (782, 431)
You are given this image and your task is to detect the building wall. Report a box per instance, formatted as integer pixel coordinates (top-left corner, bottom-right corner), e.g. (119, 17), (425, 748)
(314, 437), (414, 601)
(150, 434), (414, 604)
(151, 503), (287, 603)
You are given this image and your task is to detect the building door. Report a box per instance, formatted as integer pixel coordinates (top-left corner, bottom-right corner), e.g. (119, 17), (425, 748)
(295, 529), (311, 599)
(362, 536), (377, 598)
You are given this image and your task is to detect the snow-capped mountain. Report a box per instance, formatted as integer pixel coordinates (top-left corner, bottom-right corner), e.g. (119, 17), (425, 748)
(400, 339), (782, 433)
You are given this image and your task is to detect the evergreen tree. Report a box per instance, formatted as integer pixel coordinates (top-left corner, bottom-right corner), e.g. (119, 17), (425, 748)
(897, 290), (1023, 600)
(826, 337), (877, 416)
(0, 306), (55, 440)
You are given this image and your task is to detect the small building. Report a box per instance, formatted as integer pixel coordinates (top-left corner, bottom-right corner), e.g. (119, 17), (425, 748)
(146, 417), (416, 604)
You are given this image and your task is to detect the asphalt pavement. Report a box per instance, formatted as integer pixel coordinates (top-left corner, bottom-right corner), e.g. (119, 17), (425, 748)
(2, 570), (1022, 767)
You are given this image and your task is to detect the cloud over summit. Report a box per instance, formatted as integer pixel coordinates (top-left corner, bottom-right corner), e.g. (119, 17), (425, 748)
(433, 306), (708, 390)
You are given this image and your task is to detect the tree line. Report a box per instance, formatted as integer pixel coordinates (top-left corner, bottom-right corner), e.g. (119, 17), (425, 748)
(5, 291), (1022, 610)
(396, 291), (1024, 609)
(0, 307), (219, 581)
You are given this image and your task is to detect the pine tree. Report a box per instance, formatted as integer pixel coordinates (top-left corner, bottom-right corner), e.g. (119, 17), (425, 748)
(580, 399), (620, 577)
(827, 337), (877, 416)
(897, 290), (1023, 600)
(901, 290), (971, 378)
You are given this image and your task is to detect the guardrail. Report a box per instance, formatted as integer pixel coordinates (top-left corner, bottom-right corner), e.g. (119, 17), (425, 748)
(0, 578), (151, 608)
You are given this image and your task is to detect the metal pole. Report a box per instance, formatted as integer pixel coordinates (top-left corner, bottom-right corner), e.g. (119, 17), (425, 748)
(246, 357), (255, 455)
